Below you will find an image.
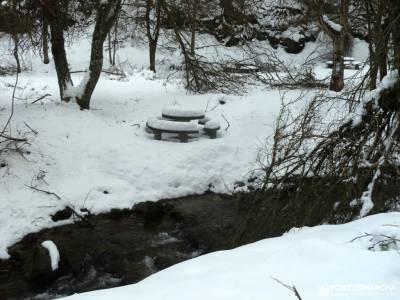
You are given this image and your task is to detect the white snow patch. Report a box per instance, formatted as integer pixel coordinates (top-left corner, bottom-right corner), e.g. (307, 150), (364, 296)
(204, 120), (220, 130)
(322, 15), (342, 33)
(41, 240), (60, 271)
(352, 70), (399, 126)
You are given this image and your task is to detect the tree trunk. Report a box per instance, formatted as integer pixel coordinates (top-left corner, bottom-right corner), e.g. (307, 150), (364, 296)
(76, 1), (122, 109)
(330, 36), (344, 92)
(46, 1), (121, 108)
(11, 34), (21, 74)
(48, 15), (73, 102)
(190, 0), (197, 56)
(376, 2), (388, 80)
(369, 53), (378, 90)
(42, 12), (50, 64)
(10, 0), (21, 73)
(149, 40), (157, 72)
(389, 2), (400, 74)
(313, 0), (350, 92)
(107, 32), (113, 66)
(145, 0), (161, 72)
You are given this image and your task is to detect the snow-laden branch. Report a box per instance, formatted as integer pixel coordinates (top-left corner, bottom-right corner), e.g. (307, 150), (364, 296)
(322, 15), (342, 33)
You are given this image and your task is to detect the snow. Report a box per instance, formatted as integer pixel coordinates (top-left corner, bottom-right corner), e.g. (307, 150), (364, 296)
(280, 27), (304, 43)
(352, 70), (399, 126)
(147, 118), (199, 132)
(204, 119), (220, 130)
(0, 53), (285, 259)
(64, 71), (91, 99)
(1, 6), (396, 300)
(41, 240), (60, 271)
(322, 15), (342, 33)
(162, 106), (205, 118)
(0, 19), (371, 260)
(61, 213), (400, 300)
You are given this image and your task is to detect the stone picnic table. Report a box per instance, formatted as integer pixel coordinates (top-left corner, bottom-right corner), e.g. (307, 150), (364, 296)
(146, 107), (221, 143)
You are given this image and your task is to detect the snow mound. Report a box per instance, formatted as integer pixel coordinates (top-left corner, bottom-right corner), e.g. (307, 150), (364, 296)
(147, 118), (199, 132)
(41, 240), (60, 271)
(162, 106), (205, 118)
(61, 213), (400, 300)
(204, 120), (220, 130)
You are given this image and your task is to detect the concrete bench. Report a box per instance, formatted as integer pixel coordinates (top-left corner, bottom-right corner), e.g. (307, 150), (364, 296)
(146, 118), (199, 142)
(203, 120), (220, 139)
(224, 63), (260, 74)
(326, 58), (361, 70)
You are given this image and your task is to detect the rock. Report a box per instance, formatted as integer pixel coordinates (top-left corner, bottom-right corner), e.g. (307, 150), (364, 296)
(225, 37), (241, 47)
(22, 245), (55, 283)
(133, 201), (173, 228)
(51, 207), (73, 222)
(281, 37), (305, 54)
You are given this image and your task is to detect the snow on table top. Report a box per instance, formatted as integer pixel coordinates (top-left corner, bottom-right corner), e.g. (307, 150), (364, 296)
(60, 213), (400, 300)
(147, 118), (199, 132)
(162, 106), (205, 118)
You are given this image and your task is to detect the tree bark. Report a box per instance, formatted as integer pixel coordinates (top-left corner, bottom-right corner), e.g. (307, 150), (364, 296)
(76, 1), (122, 109)
(149, 40), (157, 72)
(11, 33), (21, 74)
(42, 13), (50, 65)
(45, 1), (121, 109)
(190, 0), (198, 56)
(389, 2), (400, 74)
(330, 36), (344, 92)
(48, 13), (73, 102)
(313, 0), (350, 92)
(145, 0), (161, 72)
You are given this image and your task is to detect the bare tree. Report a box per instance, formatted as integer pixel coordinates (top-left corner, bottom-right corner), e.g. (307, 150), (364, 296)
(42, 0), (122, 109)
(235, 0), (400, 244)
(41, 6), (50, 65)
(363, 0), (390, 89)
(312, 0), (352, 92)
(145, 0), (161, 72)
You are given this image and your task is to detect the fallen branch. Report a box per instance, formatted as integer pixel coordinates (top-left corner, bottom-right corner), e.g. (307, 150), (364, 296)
(23, 122), (38, 135)
(0, 133), (27, 142)
(271, 277), (303, 300)
(221, 113), (230, 131)
(31, 93), (52, 104)
(70, 69), (124, 76)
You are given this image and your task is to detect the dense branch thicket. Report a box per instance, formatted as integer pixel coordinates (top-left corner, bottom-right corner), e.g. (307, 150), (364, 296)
(234, 1), (400, 245)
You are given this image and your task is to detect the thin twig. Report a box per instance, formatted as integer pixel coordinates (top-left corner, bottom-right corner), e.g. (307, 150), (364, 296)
(0, 133), (27, 142)
(271, 277), (303, 300)
(24, 122), (38, 135)
(31, 93), (52, 104)
(25, 185), (95, 228)
(1, 71), (18, 137)
(221, 113), (230, 131)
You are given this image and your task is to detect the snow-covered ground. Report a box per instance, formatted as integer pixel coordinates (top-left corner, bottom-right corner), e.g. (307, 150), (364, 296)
(61, 213), (400, 300)
(2, 18), (398, 300)
(0, 36), (287, 259)
(0, 32), (368, 260)
(0, 71), (285, 259)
